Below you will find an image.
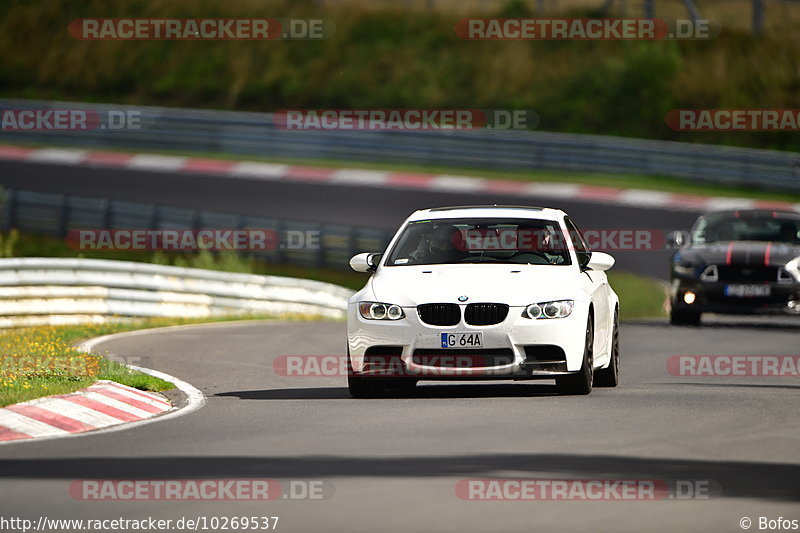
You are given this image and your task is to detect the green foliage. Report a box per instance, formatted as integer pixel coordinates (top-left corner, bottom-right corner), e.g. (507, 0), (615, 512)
(543, 42), (682, 137)
(0, 229), (18, 258)
(1, 1), (798, 149)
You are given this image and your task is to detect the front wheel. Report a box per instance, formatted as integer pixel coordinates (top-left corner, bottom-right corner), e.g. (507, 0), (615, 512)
(595, 307), (619, 387)
(556, 314), (594, 395)
(347, 350), (386, 398)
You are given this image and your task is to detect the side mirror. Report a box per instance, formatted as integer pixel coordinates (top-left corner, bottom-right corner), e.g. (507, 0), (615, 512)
(585, 251), (615, 272)
(665, 230), (688, 249)
(349, 253), (381, 273)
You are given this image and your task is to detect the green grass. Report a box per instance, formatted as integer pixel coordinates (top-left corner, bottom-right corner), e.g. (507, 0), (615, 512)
(1, 0), (800, 152)
(607, 271), (668, 321)
(0, 322), (173, 407)
(0, 313), (318, 407)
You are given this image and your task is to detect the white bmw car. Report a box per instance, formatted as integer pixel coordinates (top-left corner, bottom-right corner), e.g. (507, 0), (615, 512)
(346, 205), (620, 397)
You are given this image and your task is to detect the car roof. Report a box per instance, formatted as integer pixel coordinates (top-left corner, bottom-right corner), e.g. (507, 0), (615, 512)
(701, 209), (800, 220)
(408, 205), (564, 222)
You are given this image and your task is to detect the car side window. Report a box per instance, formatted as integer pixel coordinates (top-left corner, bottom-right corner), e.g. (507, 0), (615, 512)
(564, 216), (592, 268)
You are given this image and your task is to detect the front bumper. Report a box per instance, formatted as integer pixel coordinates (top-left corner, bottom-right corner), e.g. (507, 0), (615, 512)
(671, 278), (800, 315)
(347, 301), (589, 379)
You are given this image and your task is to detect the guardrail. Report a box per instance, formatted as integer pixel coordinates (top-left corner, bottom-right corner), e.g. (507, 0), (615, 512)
(0, 257), (354, 328)
(0, 188), (393, 272)
(1, 98), (798, 192)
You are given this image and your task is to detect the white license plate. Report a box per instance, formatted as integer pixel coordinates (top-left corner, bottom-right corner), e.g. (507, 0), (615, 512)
(440, 332), (483, 348)
(725, 284), (771, 298)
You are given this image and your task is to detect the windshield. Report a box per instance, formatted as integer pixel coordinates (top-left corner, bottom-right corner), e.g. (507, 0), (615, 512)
(693, 214), (800, 244)
(385, 218), (571, 266)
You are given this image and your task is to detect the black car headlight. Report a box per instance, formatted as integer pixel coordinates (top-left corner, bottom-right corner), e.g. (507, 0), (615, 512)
(783, 258), (800, 283)
(673, 263), (697, 275)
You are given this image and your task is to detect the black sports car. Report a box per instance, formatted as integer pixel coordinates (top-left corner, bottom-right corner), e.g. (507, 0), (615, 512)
(669, 209), (800, 325)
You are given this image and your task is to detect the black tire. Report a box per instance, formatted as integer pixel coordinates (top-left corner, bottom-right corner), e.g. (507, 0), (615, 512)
(556, 313), (594, 395)
(595, 307), (619, 387)
(670, 307), (701, 326)
(347, 350), (386, 398)
(386, 378), (418, 390)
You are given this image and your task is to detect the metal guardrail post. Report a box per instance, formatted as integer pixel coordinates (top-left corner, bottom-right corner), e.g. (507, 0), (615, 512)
(276, 218), (286, 265)
(57, 194), (68, 238)
(100, 198), (111, 229)
(316, 222), (325, 268)
(1, 189), (15, 232)
(149, 204), (159, 230)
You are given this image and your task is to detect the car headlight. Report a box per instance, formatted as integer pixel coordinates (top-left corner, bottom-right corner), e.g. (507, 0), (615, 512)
(358, 302), (405, 320)
(523, 300), (574, 319)
(672, 253), (697, 275)
(673, 263), (697, 275)
(785, 257), (800, 282)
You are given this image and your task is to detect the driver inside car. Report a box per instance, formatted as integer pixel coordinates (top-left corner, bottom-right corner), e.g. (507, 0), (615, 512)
(423, 224), (464, 263)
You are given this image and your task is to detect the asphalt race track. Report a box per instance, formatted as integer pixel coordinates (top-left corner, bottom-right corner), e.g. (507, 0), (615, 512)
(0, 159), (700, 279)
(1, 160), (798, 532)
(0, 319), (799, 533)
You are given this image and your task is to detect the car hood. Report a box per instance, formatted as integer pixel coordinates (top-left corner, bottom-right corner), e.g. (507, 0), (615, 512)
(682, 241), (800, 266)
(368, 264), (584, 307)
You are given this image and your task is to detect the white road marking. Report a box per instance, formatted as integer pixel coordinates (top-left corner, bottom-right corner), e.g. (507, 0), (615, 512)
(430, 175), (486, 192)
(330, 169), (389, 186)
(80, 391), (155, 418)
(230, 161), (289, 179)
(0, 410), (69, 438)
(96, 382), (171, 409)
(704, 197), (756, 211)
(30, 398), (123, 427)
(524, 183), (581, 198)
(28, 148), (88, 165)
(128, 154), (187, 171)
(618, 189), (672, 206)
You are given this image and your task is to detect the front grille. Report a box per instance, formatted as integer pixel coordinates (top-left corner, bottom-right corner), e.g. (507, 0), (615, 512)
(412, 348), (514, 367)
(417, 303), (461, 326)
(717, 265), (779, 283)
(464, 303), (509, 325)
